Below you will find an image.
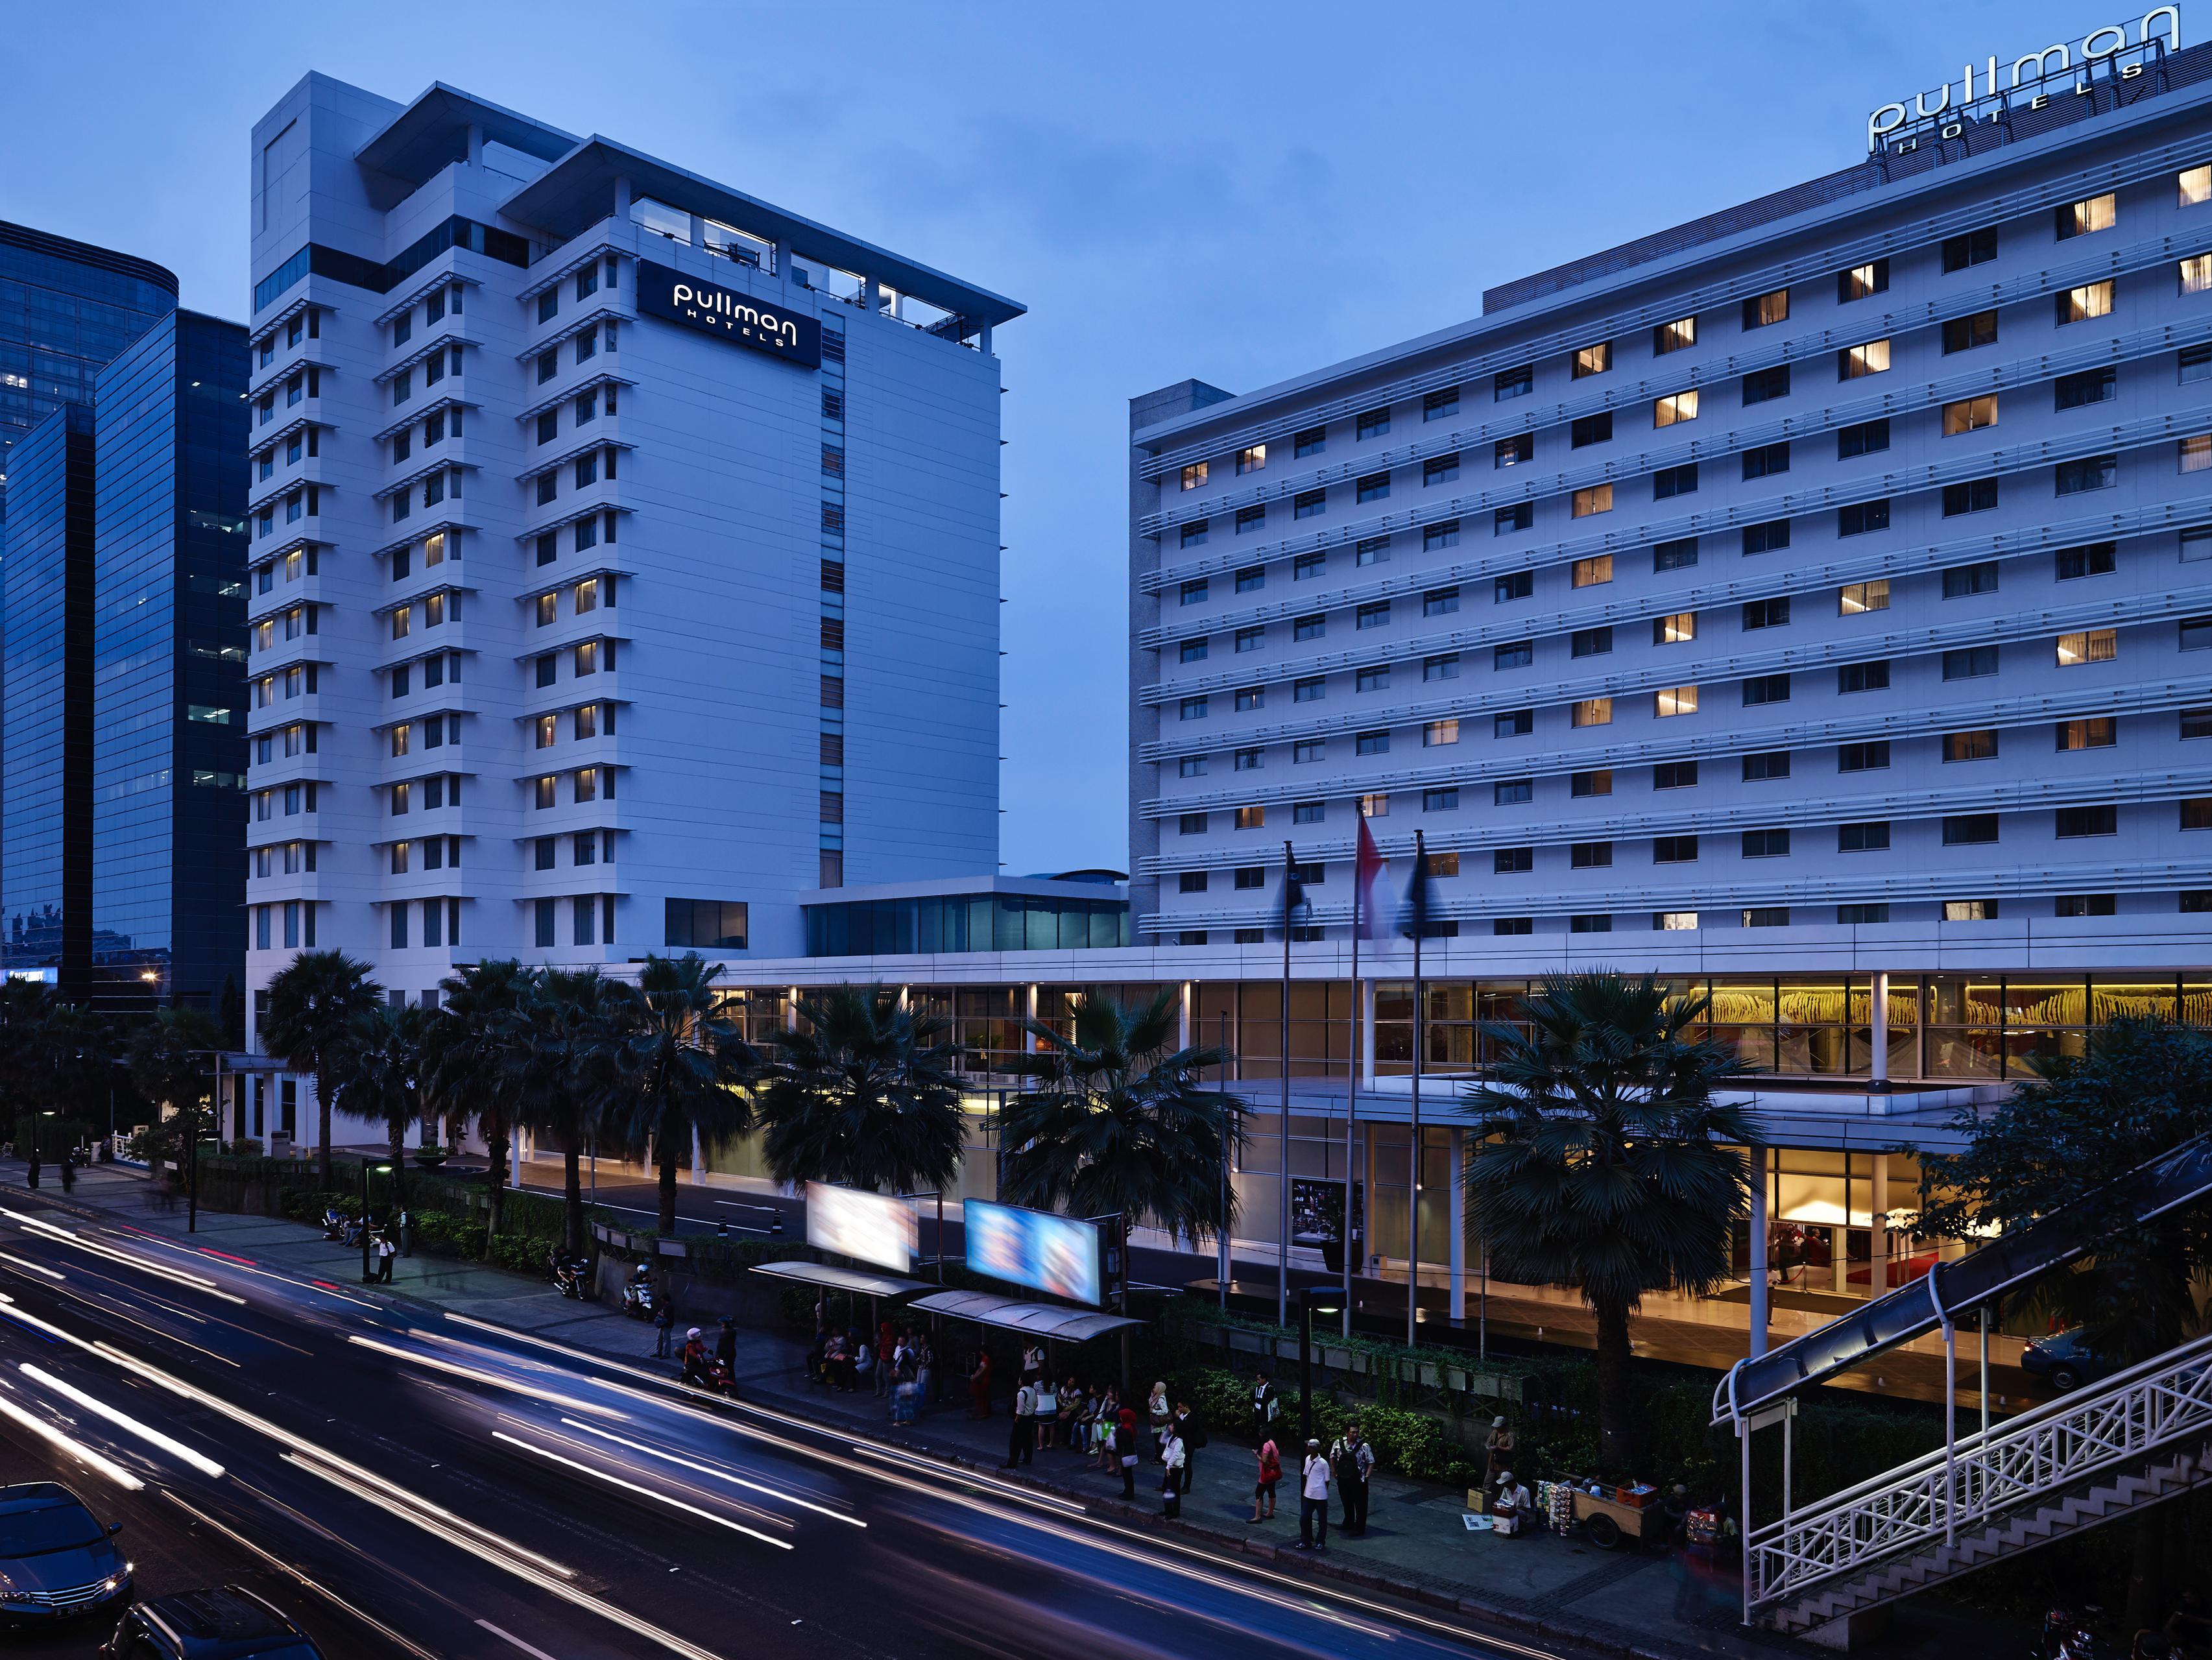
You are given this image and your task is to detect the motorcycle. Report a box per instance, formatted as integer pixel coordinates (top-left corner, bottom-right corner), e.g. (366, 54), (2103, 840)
(2041, 1605), (2100, 1660)
(681, 1354), (735, 1395)
(549, 1249), (592, 1301)
(619, 1263), (656, 1320)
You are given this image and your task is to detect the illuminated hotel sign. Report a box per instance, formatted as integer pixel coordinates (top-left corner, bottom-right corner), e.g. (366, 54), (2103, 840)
(1868, 7), (2182, 154)
(637, 258), (822, 369)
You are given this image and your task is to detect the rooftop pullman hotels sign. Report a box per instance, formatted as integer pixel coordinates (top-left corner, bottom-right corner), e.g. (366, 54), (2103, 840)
(638, 258), (822, 369)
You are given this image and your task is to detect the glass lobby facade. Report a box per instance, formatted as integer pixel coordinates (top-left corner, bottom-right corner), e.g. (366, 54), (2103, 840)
(90, 311), (250, 1009)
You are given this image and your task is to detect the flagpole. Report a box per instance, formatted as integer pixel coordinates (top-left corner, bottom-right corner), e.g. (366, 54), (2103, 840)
(1344, 843), (1359, 1342)
(1278, 837), (1295, 1330)
(1407, 826), (1425, 1350)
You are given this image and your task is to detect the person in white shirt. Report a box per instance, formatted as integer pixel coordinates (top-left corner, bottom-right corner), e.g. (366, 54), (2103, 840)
(1159, 1428), (1186, 1519)
(1297, 1438), (1331, 1550)
(1493, 1471), (1532, 1537)
(1004, 1380), (1036, 1468)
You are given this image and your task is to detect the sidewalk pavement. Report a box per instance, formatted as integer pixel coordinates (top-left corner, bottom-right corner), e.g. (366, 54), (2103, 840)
(12, 1160), (2019, 1660)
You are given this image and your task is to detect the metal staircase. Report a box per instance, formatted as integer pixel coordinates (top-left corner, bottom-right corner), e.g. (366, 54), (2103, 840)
(1748, 1329), (2212, 1635)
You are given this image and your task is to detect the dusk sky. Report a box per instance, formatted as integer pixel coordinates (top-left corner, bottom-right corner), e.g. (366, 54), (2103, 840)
(5, 0), (2124, 875)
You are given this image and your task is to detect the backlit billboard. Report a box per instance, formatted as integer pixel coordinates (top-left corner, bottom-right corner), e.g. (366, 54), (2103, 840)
(806, 1183), (916, 1273)
(963, 1200), (1103, 1306)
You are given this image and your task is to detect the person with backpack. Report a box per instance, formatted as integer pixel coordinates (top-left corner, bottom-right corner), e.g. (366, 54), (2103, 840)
(1331, 1422), (1375, 1537)
(1250, 1432), (1282, 1523)
(1005, 1378), (1036, 1467)
(1172, 1399), (1204, 1493)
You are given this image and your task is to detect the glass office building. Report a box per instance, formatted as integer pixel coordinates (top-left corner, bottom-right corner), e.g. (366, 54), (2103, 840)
(0, 221), (176, 522)
(90, 311), (250, 1009)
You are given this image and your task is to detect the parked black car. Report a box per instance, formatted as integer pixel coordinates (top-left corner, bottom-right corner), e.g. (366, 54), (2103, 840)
(2021, 1328), (2121, 1393)
(103, 1585), (324, 1657)
(0, 1481), (130, 1626)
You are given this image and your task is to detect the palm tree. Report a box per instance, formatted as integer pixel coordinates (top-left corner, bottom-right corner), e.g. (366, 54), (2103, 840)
(261, 950), (382, 1186)
(420, 959), (529, 1244)
(998, 992), (1241, 1285)
(127, 1006), (224, 1124)
(604, 954), (753, 1233)
(1461, 972), (1760, 1476)
(509, 968), (627, 1258)
(329, 1003), (426, 1182)
(754, 986), (967, 1198)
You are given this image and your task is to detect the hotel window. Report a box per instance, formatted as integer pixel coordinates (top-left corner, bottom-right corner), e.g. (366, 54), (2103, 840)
(1649, 536), (1696, 572)
(1657, 912), (1700, 932)
(1839, 579), (1890, 614)
(1494, 433), (1533, 467)
(1179, 638), (1207, 664)
(1943, 226), (1997, 270)
(1234, 747), (1263, 771)
(1293, 488), (1326, 519)
(1356, 601), (1389, 631)
(1838, 660), (1889, 693)
(1294, 424), (1327, 457)
(1290, 803), (1323, 825)
(575, 326), (597, 364)
(1571, 341), (1611, 378)
(2185, 256), (2212, 295)
(1293, 614), (1324, 642)
(1294, 739), (1325, 762)
(1236, 627), (1266, 654)
(2056, 455), (2118, 494)
(1571, 769), (1612, 799)
(1234, 686), (1264, 711)
(1179, 756), (1205, 777)
(1839, 499), (1889, 536)
(1654, 612), (1696, 644)
(1652, 463), (1697, 498)
(1493, 640), (1532, 670)
(2187, 527), (2212, 560)
(535, 714), (557, 749)
(1653, 315), (1696, 354)
(1741, 288), (1789, 330)
(1742, 673), (1790, 706)
(1179, 577), (1208, 606)
(1653, 390), (1698, 427)
(1234, 806), (1266, 830)
(1423, 586), (1460, 618)
(2056, 895), (2115, 917)
(1570, 553), (1612, 587)
(1653, 836), (1696, 863)
(1839, 740), (1889, 772)
(1570, 842), (1613, 869)
(1943, 728), (1999, 762)
(1422, 720), (1458, 747)
(1655, 684), (1698, 717)
(1838, 259), (1888, 302)
(1943, 394), (1999, 435)
(1179, 461), (1207, 491)
(2056, 282), (2114, 325)
(575, 703), (599, 740)
(1943, 561), (1999, 598)
(1943, 477), (1999, 516)
(1837, 418), (1889, 459)
(1294, 551), (1326, 581)
(1356, 471), (1390, 503)
(1236, 506), (1266, 535)
(2182, 435), (2212, 474)
(1572, 915), (1614, 934)
(2056, 192), (2116, 239)
(1495, 503), (1532, 534)
(1423, 453), (1460, 487)
(1356, 408), (1390, 440)
(1742, 828), (1790, 858)
(1838, 339), (1890, 378)
(1742, 442), (1788, 481)
(1236, 566), (1265, 592)
(2184, 165), (2212, 206)
(1494, 365), (1532, 400)
(1570, 697), (1613, 728)
(1356, 665), (1389, 692)
(1654, 760), (1698, 789)
(1235, 444), (1266, 474)
(2056, 629), (2117, 666)
(1426, 653), (1461, 680)
(1179, 520), (1208, 549)
(1571, 625), (1613, 657)
(1495, 780), (1533, 806)
(576, 390), (597, 426)
(1944, 900), (1997, 922)
(574, 640), (599, 675)
(2055, 366), (2117, 409)
(1741, 365), (1790, 405)
(1179, 697), (1208, 721)
(2187, 800), (2212, 830)
(1743, 751), (1790, 780)
(2185, 616), (2212, 651)
(1424, 388), (1460, 421)
(1495, 710), (1533, 738)
(1495, 570), (1532, 602)
(1943, 815), (1999, 845)
(1943, 645), (1999, 680)
(1743, 595), (1789, 630)
(1359, 795), (1388, 818)
(2060, 717), (2119, 749)
(1570, 485), (1612, 518)
(1423, 788), (1460, 813)
(1419, 522), (1455, 553)
(1570, 412), (1612, 448)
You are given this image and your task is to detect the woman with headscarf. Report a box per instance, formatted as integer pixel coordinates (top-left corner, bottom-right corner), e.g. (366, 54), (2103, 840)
(1146, 1381), (1172, 1460)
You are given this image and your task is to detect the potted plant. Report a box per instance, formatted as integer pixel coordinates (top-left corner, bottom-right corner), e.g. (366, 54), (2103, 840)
(413, 1144), (451, 1168)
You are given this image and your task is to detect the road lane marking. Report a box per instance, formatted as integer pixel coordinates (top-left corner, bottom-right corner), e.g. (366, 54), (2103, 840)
(489, 1431), (793, 1549)
(552, 1417), (865, 1527)
(477, 1620), (564, 1660)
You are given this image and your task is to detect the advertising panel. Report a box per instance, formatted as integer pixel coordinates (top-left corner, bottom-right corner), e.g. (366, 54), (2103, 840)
(806, 1183), (916, 1273)
(963, 1200), (1103, 1306)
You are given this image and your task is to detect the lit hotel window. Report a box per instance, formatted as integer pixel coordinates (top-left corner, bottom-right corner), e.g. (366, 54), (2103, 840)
(1653, 390), (1699, 427)
(1654, 685), (1698, 717)
(1235, 444), (1266, 475)
(1838, 339), (1890, 379)
(1652, 316), (1696, 355)
(1179, 461), (1207, 491)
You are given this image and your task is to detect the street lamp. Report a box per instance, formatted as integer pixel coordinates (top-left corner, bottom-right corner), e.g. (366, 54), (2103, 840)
(34, 1111), (56, 1189)
(1296, 1284), (1343, 1451)
(360, 1161), (393, 1283)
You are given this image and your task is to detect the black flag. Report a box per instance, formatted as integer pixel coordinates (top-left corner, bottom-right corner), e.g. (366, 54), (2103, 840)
(1275, 842), (1309, 938)
(1397, 828), (1439, 940)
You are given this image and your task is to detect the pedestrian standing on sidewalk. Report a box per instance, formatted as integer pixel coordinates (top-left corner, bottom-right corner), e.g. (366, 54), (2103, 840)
(915, 1333), (935, 1409)
(715, 1317), (738, 1375)
(1005, 1378), (1036, 1467)
(1118, 1408), (1140, 1498)
(653, 1302), (675, 1359)
(1250, 1433), (1281, 1524)
(59, 1149), (75, 1193)
(1159, 1425), (1186, 1520)
(374, 1230), (396, 1283)
(1031, 1373), (1058, 1452)
(1298, 1439), (1331, 1550)
(1332, 1422), (1373, 1536)
(1146, 1381), (1172, 1458)
(1251, 1368), (1279, 1442)
(967, 1349), (992, 1418)
(1172, 1399), (1202, 1493)
(1484, 1416), (1515, 1487)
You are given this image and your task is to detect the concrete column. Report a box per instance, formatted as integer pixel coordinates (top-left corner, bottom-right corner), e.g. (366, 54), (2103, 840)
(1448, 1129), (1467, 1320)
(1360, 1122), (1378, 1276)
(1870, 1154), (1890, 1295)
(1833, 1154), (1853, 1292)
(690, 1124), (705, 1186)
(1177, 981), (1193, 1051)
(1360, 980), (1377, 1087)
(1871, 971), (1890, 1086)
(1024, 985), (1040, 1054)
(465, 125), (485, 168)
(1748, 1146), (1770, 1358)
(510, 1130), (522, 1189)
(688, 213), (706, 249)
(612, 176), (632, 224)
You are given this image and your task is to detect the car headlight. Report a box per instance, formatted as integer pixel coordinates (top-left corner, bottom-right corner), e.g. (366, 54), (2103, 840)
(0, 1590), (35, 1604)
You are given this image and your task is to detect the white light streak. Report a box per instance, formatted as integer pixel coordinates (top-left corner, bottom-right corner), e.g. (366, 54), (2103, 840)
(19, 1363), (225, 1476)
(0, 1386), (143, 1489)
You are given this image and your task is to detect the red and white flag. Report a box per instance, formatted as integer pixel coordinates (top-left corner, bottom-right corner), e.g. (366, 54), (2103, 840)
(1354, 813), (1386, 940)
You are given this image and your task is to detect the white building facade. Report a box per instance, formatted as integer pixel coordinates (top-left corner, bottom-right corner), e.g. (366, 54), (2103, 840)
(239, 75), (1020, 1106)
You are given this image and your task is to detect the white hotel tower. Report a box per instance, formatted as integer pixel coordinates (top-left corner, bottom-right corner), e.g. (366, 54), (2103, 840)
(240, 76), (1021, 1073)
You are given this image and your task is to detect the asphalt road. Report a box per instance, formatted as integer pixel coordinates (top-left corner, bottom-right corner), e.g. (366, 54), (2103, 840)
(0, 1187), (1536, 1659)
